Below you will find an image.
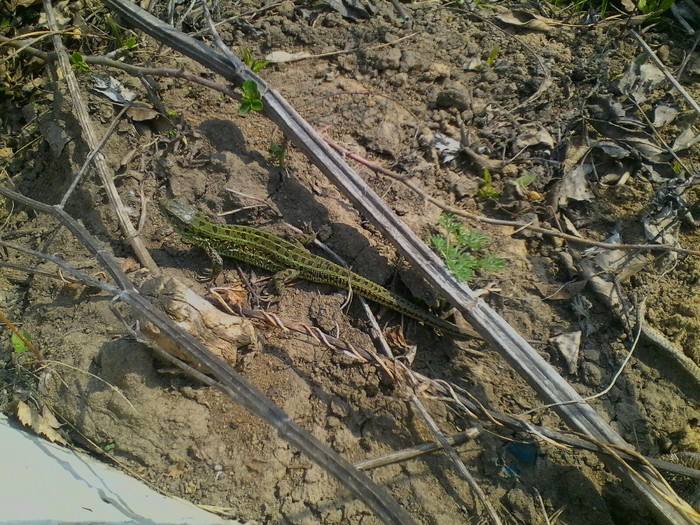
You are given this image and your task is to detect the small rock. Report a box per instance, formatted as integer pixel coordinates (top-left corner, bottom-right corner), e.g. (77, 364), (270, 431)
(435, 88), (470, 110)
(451, 175), (479, 199)
(581, 361), (603, 386)
(277, 0), (295, 18)
(423, 62), (451, 81)
(376, 47), (402, 71)
(389, 72), (408, 86)
(400, 50), (422, 71)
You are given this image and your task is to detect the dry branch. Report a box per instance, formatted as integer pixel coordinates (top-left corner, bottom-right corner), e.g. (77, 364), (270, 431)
(96, 2), (698, 522)
(0, 185), (415, 525)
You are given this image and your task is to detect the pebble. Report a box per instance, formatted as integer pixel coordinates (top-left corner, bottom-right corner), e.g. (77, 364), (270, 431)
(376, 47), (402, 71)
(435, 88), (470, 111)
(422, 62), (451, 81)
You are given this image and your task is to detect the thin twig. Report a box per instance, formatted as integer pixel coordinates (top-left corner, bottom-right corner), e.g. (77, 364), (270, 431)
(60, 102), (132, 209)
(0, 309), (43, 361)
(411, 393), (503, 525)
(324, 135), (700, 258)
(42, 0), (156, 271)
(0, 184), (416, 525)
(0, 35), (241, 101)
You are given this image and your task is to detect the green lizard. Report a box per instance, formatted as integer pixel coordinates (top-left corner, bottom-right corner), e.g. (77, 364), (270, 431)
(159, 198), (475, 339)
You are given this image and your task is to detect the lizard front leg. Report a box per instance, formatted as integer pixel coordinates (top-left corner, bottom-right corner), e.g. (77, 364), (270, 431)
(200, 242), (224, 283)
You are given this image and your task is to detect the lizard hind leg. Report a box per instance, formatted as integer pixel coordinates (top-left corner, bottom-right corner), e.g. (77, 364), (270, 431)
(271, 268), (300, 295)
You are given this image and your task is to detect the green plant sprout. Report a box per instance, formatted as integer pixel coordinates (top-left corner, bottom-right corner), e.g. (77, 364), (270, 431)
(11, 331), (31, 354)
(515, 173), (537, 188)
(269, 142), (287, 167)
(478, 169), (500, 199)
(242, 48), (270, 73)
(431, 213), (505, 282)
(486, 47), (499, 67)
(636, 0), (674, 14)
(123, 36), (139, 51)
(69, 52), (89, 72)
(239, 79), (263, 115)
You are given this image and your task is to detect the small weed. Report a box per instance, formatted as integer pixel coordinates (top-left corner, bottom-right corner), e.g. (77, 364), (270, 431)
(269, 142), (287, 167)
(636, 0), (674, 14)
(431, 213), (505, 282)
(104, 14), (138, 51)
(242, 48), (269, 73)
(69, 52), (90, 73)
(239, 79), (263, 115)
(11, 331), (31, 354)
(123, 36), (139, 51)
(478, 169), (500, 199)
(486, 47), (499, 67)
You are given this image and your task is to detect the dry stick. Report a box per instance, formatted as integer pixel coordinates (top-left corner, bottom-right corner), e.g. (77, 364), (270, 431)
(325, 136), (700, 258)
(42, 0), (156, 272)
(410, 393), (503, 525)
(212, 295), (700, 481)
(356, 429), (478, 470)
(98, 3), (697, 523)
(7, 241), (694, 484)
(60, 102), (132, 209)
(0, 185), (414, 525)
(0, 35), (241, 100)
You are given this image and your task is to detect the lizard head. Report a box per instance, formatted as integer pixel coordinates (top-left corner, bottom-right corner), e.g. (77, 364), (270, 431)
(159, 198), (200, 232)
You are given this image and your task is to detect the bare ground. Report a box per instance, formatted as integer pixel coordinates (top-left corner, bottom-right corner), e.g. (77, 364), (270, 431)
(1, 1), (700, 524)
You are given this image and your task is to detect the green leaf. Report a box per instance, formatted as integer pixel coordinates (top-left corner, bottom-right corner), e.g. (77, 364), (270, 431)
(11, 331), (31, 354)
(515, 173), (537, 188)
(432, 213), (505, 282)
(252, 60), (269, 73)
(238, 102), (252, 115)
(69, 51), (89, 72)
(487, 47), (499, 67)
(123, 37), (139, 50)
(250, 99), (263, 112)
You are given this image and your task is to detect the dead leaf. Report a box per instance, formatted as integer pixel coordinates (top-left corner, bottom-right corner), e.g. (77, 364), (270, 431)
(653, 105), (678, 128)
(264, 51), (312, 63)
(212, 284), (249, 308)
(126, 105), (160, 122)
(496, 10), (555, 33)
(166, 462), (186, 478)
(92, 74), (136, 104)
(672, 127), (700, 152)
(618, 58), (666, 103)
(550, 331), (581, 374)
(7, 0), (41, 9)
(14, 400), (67, 445)
(120, 257), (141, 274)
(515, 124), (554, 150)
(554, 164), (594, 206)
